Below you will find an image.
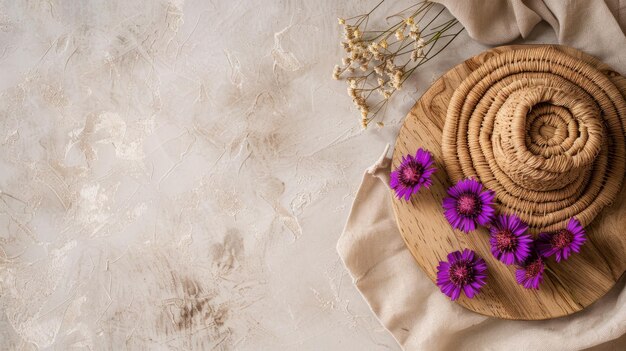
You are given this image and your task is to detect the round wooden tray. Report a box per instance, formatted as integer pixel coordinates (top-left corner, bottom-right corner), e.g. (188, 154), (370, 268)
(391, 45), (626, 320)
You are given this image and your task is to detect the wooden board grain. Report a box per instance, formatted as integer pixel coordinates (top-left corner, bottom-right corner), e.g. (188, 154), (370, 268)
(391, 45), (626, 320)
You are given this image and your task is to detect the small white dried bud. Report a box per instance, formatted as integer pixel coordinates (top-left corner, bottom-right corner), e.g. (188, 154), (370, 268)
(385, 60), (395, 71)
(332, 65), (342, 80)
(338, 18), (346, 25)
(395, 30), (405, 41)
(344, 25), (355, 40)
(368, 42), (379, 54)
(392, 70), (403, 89)
(360, 110), (369, 128)
(377, 88), (387, 98)
(347, 87), (358, 98)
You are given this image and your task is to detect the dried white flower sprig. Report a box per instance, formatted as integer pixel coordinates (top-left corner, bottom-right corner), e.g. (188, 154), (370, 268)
(333, 0), (463, 128)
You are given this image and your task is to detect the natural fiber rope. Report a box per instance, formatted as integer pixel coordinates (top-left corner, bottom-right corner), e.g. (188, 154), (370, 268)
(442, 46), (626, 233)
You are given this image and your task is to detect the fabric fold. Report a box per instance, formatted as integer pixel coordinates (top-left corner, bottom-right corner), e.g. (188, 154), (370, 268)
(432, 0), (626, 75)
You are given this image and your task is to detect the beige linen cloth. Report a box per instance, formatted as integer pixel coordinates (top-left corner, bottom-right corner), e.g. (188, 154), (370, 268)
(337, 1), (626, 350)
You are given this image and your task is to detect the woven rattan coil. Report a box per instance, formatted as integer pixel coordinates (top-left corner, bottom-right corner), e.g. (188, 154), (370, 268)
(442, 46), (626, 233)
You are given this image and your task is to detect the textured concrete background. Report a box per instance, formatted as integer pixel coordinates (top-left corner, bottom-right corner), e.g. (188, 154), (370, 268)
(0, 0), (559, 349)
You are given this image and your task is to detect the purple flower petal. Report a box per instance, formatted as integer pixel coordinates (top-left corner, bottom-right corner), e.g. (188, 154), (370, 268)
(515, 245), (545, 290)
(441, 178), (496, 233)
(436, 249), (488, 301)
(537, 218), (586, 262)
(391, 148), (437, 201)
(489, 214), (532, 265)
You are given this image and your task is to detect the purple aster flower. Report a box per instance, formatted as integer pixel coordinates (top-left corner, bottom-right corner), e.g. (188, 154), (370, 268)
(489, 214), (532, 265)
(442, 178), (496, 233)
(515, 244), (545, 289)
(436, 249), (488, 301)
(390, 148), (436, 200)
(537, 217), (587, 262)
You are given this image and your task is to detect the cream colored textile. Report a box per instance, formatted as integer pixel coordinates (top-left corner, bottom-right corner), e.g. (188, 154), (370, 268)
(337, 1), (626, 350)
(433, 0), (626, 75)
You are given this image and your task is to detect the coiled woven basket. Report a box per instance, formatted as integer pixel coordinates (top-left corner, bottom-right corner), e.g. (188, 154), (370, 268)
(442, 46), (626, 234)
(391, 45), (626, 320)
